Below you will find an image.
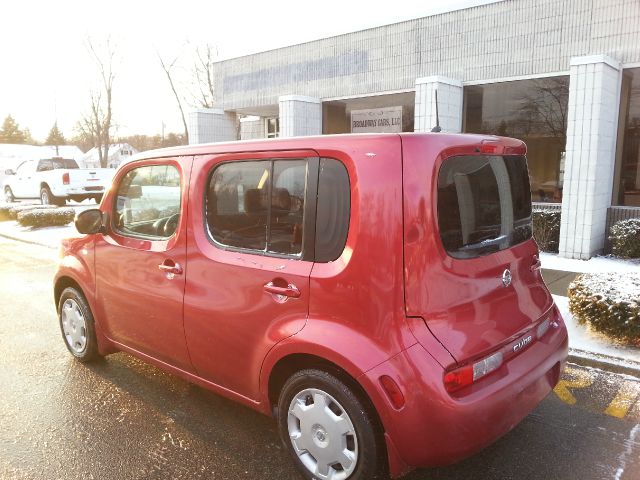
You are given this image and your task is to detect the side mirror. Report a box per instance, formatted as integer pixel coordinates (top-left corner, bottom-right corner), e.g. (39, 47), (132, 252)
(4, 169), (15, 175)
(75, 209), (105, 235)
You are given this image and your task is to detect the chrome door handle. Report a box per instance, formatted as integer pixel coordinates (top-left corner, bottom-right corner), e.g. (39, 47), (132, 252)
(158, 261), (183, 275)
(263, 281), (301, 298)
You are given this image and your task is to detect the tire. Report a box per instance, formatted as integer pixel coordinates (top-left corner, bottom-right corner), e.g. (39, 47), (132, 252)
(40, 186), (65, 206)
(40, 186), (53, 205)
(58, 287), (101, 362)
(4, 187), (15, 203)
(277, 369), (387, 480)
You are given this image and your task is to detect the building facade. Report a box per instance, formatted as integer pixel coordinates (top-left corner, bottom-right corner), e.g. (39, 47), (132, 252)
(189, 0), (640, 259)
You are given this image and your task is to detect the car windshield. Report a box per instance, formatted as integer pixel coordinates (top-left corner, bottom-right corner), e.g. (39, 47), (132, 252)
(437, 154), (532, 259)
(51, 158), (79, 169)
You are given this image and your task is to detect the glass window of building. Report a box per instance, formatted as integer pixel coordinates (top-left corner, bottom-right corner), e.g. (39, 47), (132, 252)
(266, 118), (279, 138)
(463, 77), (569, 203)
(322, 92), (415, 134)
(614, 68), (640, 207)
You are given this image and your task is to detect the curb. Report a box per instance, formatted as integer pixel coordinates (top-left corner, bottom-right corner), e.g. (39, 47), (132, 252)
(0, 231), (58, 249)
(568, 348), (640, 378)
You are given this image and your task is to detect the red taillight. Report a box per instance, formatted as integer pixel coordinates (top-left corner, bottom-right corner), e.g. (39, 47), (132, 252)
(443, 365), (474, 393)
(444, 351), (504, 394)
(62, 172), (70, 185)
(379, 375), (405, 409)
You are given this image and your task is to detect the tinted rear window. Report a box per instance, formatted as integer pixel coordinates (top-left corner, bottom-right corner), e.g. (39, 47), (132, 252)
(437, 155), (532, 258)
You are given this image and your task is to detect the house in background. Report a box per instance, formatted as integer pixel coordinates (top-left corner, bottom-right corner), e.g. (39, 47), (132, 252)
(81, 143), (138, 169)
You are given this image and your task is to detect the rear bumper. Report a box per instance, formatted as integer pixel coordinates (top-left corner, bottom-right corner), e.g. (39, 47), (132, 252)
(364, 312), (568, 471)
(52, 186), (104, 197)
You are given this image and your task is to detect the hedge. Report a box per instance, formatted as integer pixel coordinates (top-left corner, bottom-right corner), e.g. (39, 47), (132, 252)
(568, 273), (640, 345)
(609, 218), (640, 259)
(0, 204), (56, 221)
(17, 208), (75, 228)
(532, 209), (561, 253)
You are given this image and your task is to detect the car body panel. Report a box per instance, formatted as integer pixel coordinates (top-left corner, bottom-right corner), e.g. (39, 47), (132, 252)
(93, 157), (194, 371)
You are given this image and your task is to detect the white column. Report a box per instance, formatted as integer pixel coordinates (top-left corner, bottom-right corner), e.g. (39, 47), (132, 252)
(278, 95), (322, 138)
(559, 55), (622, 259)
(188, 108), (237, 145)
(414, 76), (463, 133)
(240, 116), (266, 140)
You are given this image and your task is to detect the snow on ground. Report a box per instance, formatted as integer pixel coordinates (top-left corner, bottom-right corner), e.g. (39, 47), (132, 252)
(554, 294), (640, 363)
(0, 201), (93, 248)
(541, 252), (640, 273)
(0, 220), (80, 248)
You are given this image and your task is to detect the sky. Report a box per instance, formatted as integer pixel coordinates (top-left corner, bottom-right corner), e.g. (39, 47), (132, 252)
(0, 0), (501, 143)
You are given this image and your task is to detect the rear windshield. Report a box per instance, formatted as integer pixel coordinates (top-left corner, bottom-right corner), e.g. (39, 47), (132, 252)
(437, 155), (532, 259)
(53, 158), (79, 169)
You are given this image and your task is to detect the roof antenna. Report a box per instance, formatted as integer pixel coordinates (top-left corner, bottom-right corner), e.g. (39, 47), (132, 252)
(431, 88), (442, 132)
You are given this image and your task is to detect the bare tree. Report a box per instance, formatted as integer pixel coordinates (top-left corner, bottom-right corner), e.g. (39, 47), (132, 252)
(79, 38), (116, 168)
(193, 43), (217, 108)
(158, 51), (189, 144)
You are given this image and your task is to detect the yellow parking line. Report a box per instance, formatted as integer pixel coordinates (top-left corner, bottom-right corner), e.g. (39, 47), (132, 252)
(605, 382), (640, 419)
(553, 367), (595, 405)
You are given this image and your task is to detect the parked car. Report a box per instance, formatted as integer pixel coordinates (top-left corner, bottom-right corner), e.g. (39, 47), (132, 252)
(3, 157), (114, 205)
(54, 133), (568, 479)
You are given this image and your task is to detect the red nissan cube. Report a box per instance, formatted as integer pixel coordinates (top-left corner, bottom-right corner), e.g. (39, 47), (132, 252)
(54, 133), (568, 479)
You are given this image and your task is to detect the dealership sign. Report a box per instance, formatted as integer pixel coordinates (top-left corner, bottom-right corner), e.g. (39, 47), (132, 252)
(351, 107), (402, 133)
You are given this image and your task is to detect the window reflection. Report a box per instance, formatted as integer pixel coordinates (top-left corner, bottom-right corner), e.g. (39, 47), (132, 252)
(615, 68), (640, 207)
(463, 77), (569, 203)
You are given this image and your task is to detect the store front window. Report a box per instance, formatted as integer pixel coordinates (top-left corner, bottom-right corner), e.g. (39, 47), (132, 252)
(322, 91), (415, 134)
(615, 68), (640, 207)
(463, 76), (569, 203)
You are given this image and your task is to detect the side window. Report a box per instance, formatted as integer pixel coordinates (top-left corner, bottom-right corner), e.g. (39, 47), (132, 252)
(113, 164), (181, 239)
(37, 160), (53, 172)
(315, 158), (350, 262)
(206, 159), (308, 256)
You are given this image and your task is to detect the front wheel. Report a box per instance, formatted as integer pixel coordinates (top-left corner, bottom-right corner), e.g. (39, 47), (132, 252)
(58, 287), (101, 362)
(278, 369), (387, 480)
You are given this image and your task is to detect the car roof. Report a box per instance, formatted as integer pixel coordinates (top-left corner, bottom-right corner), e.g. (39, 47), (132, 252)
(128, 132), (526, 162)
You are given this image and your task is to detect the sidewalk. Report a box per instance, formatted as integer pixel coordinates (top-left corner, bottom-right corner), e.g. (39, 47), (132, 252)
(541, 253), (640, 377)
(0, 220), (80, 248)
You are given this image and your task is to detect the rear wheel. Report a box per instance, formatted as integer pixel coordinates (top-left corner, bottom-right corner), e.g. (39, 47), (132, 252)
(4, 186), (15, 203)
(58, 287), (101, 362)
(278, 369), (387, 480)
(40, 186), (64, 206)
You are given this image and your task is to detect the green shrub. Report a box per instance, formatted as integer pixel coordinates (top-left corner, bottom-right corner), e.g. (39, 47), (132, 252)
(532, 209), (561, 253)
(17, 208), (75, 228)
(6, 204), (56, 220)
(609, 218), (640, 258)
(0, 205), (12, 221)
(568, 273), (640, 345)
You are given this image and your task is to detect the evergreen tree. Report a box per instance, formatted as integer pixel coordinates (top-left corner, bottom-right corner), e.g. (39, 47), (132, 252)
(45, 122), (66, 146)
(0, 115), (27, 144)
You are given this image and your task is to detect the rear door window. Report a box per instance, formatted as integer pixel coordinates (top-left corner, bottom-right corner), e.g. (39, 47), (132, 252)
(206, 159), (309, 256)
(437, 155), (532, 258)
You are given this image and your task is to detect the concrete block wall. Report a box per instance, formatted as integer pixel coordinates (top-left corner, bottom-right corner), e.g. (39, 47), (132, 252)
(240, 116), (266, 140)
(212, 0), (640, 111)
(414, 76), (463, 133)
(279, 95), (322, 137)
(559, 55), (622, 259)
(188, 109), (237, 145)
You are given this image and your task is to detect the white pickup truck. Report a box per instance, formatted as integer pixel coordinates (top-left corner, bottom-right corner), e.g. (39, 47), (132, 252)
(3, 158), (115, 205)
